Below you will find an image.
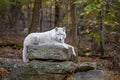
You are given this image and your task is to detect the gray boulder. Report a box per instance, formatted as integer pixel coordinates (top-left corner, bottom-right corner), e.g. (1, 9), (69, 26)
(3, 61), (108, 80)
(75, 62), (96, 72)
(4, 61), (77, 80)
(27, 45), (73, 61)
(3, 45), (108, 80)
(4, 62), (37, 80)
(74, 70), (107, 80)
(30, 60), (77, 74)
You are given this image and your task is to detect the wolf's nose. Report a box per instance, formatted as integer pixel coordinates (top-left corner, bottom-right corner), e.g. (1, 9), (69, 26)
(59, 39), (62, 41)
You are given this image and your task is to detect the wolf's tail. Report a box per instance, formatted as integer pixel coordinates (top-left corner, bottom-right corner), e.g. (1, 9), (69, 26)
(22, 45), (29, 62)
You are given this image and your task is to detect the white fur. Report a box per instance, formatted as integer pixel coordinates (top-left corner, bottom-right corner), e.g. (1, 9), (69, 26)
(23, 27), (76, 62)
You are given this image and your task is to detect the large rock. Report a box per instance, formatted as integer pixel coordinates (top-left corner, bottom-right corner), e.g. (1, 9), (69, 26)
(75, 62), (96, 72)
(2, 44), (108, 80)
(4, 61), (76, 80)
(5, 72), (66, 80)
(3, 61), (108, 80)
(27, 45), (73, 61)
(30, 60), (77, 74)
(74, 70), (107, 80)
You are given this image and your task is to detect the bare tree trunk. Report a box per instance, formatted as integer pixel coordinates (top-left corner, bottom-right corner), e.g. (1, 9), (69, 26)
(55, 0), (60, 26)
(99, 9), (105, 55)
(50, 2), (55, 29)
(39, 8), (43, 32)
(28, 0), (42, 33)
(70, 0), (77, 47)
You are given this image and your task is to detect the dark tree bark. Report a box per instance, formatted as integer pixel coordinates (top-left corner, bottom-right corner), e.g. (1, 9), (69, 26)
(99, 9), (105, 55)
(39, 8), (43, 32)
(55, 0), (60, 27)
(28, 0), (42, 33)
(9, 4), (21, 28)
(70, 0), (77, 47)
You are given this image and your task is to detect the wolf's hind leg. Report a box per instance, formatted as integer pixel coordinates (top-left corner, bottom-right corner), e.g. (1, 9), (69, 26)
(23, 46), (29, 62)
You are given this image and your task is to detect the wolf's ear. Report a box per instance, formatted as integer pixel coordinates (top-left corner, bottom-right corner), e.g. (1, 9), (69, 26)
(63, 27), (66, 32)
(55, 27), (58, 31)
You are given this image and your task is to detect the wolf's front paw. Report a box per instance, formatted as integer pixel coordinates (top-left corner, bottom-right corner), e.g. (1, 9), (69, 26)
(73, 52), (76, 56)
(23, 58), (29, 62)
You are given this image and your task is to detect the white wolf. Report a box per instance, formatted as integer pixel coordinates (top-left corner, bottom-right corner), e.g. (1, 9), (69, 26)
(23, 27), (76, 62)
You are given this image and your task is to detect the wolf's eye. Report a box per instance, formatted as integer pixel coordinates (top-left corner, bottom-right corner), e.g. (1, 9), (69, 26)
(57, 33), (64, 36)
(57, 34), (61, 35)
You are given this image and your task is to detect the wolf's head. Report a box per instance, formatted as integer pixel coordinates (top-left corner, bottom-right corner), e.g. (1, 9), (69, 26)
(53, 27), (66, 43)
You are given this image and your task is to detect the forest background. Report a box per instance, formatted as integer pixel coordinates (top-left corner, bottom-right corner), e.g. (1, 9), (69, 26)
(0, 0), (120, 79)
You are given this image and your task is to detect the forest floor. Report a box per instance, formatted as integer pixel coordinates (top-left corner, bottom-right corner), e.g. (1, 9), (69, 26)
(0, 46), (120, 80)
